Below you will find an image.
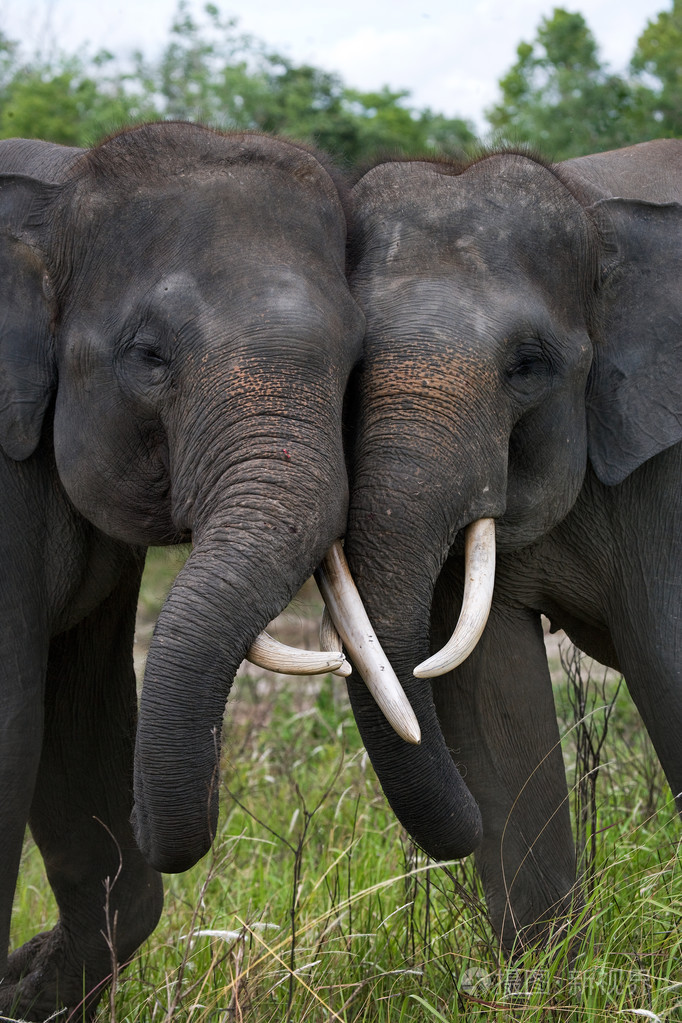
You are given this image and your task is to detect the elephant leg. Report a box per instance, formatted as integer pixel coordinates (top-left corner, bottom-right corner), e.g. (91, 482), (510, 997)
(0, 626), (48, 990)
(615, 634), (682, 814)
(603, 449), (682, 814)
(431, 589), (577, 953)
(2, 566), (164, 1022)
(615, 641), (682, 816)
(610, 596), (682, 811)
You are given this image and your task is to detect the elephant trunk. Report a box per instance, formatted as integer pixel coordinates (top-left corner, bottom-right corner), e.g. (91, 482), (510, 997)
(342, 402), (506, 860)
(134, 517), (326, 872)
(343, 514), (483, 859)
(134, 388), (348, 872)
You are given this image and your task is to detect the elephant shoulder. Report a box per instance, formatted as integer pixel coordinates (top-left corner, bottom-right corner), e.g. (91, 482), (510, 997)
(561, 139), (682, 205)
(0, 138), (83, 182)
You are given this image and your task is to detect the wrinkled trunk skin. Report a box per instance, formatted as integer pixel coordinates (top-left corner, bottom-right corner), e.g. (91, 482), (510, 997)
(135, 499), (340, 872)
(344, 526), (482, 860)
(344, 414), (504, 860)
(135, 540), (289, 871)
(134, 364), (348, 871)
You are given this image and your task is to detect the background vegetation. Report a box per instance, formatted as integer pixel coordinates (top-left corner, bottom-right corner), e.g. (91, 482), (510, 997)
(0, 0), (680, 162)
(13, 554), (682, 1021)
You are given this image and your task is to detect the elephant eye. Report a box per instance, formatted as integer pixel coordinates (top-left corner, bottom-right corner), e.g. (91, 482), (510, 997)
(505, 340), (553, 398)
(121, 327), (169, 368)
(116, 329), (172, 405)
(137, 343), (166, 367)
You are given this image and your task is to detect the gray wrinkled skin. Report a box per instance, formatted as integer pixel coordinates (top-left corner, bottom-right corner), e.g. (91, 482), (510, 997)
(344, 140), (682, 951)
(0, 123), (363, 1020)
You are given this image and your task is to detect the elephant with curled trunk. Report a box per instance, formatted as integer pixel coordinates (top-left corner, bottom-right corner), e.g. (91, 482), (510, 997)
(342, 140), (682, 951)
(0, 121), (412, 1021)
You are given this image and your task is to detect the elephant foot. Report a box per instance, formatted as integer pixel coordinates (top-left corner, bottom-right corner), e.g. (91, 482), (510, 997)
(1, 925), (104, 1022)
(1, 867), (163, 1021)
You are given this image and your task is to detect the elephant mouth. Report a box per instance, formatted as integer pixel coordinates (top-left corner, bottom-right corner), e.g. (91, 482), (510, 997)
(255, 523), (496, 747)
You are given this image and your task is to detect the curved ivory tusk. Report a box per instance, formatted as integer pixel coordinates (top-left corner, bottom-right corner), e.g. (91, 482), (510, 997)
(319, 607), (353, 678)
(414, 518), (496, 679)
(315, 541), (421, 745)
(247, 631), (350, 677)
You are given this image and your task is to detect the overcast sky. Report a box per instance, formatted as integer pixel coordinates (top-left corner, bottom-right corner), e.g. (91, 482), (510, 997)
(0, 0), (667, 131)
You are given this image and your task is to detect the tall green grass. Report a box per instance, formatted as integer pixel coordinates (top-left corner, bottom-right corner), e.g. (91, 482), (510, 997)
(11, 551), (682, 1021)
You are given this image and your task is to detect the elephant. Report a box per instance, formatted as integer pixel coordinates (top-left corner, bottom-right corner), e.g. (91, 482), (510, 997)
(341, 139), (682, 952)
(0, 121), (401, 1021)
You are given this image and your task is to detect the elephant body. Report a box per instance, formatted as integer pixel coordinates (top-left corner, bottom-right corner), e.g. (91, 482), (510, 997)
(0, 123), (362, 1019)
(344, 140), (682, 950)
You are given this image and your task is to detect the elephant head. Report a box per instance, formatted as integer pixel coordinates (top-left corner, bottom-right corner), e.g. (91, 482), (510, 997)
(0, 121), (375, 872)
(342, 144), (682, 865)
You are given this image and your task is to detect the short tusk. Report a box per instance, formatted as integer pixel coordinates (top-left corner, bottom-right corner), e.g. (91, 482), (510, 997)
(247, 631), (350, 677)
(414, 518), (495, 679)
(315, 541), (421, 745)
(319, 607), (353, 677)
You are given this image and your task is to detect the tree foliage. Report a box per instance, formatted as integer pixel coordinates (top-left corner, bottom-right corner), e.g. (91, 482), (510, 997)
(0, 37), (146, 145)
(0, 2), (474, 162)
(485, 8), (663, 159)
(0, 1), (676, 163)
(631, 0), (682, 137)
(131, 3), (476, 164)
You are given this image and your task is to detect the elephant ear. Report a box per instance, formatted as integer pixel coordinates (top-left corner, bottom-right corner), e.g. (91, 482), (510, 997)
(0, 174), (57, 461)
(586, 197), (682, 486)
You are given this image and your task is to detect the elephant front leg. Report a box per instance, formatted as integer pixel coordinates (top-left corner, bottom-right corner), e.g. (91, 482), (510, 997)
(2, 569), (164, 1022)
(0, 630), (48, 991)
(431, 589), (578, 954)
(605, 449), (682, 818)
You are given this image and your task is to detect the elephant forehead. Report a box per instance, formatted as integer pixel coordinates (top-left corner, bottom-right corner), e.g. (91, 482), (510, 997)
(227, 266), (362, 339)
(72, 262), (354, 342)
(148, 272), (203, 306)
(147, 267), (321, 311)
(70, 164), (347, 266)
(360, 202), (577, 273)
(352, 215), (587, 333)
(352, 157), (589, 277)
(64, 202), (355, 329)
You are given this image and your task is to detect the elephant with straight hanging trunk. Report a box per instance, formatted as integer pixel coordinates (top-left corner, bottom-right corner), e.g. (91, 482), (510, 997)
(0, 121), (415, 1021)
(342, 140), (682, 952)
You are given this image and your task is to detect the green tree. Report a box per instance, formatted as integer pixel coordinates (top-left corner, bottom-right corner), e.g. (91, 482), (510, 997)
(631, 0), (682, 136)
(486, 8), (646, 158)
(244, 59), (361, 156)
(130, 2), (268, 125)
(0, 0), (476, 160)
(0, 34), (161, 146)
(0, 30), (19, 92)
(131, 2), (475, 164)
(340, 87), (474, 165)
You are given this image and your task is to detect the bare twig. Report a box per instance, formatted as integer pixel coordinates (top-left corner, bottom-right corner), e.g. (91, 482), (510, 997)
(94, 816), (125, 1023)
(562, 643), (622, 892)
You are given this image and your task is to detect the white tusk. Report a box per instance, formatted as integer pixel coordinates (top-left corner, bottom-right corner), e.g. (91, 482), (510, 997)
(414, 518), (496, 679)
(315, 541), (421, 745)
(246, 631), (349, 676)
(319, 607), (353, 677)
